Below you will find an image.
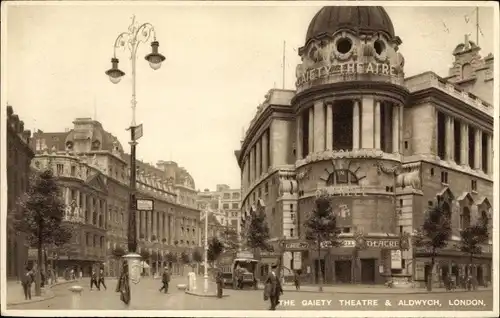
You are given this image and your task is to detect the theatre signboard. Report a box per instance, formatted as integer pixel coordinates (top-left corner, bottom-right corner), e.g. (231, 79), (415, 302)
(284, 235), (408, 251)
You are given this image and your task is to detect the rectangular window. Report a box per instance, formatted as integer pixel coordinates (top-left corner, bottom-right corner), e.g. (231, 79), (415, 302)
(437, 111), (446, 159)
(71, 166), (76, 176)
(343, 227), (351, 233)
(471, 180), (477, 192)
(57, 164), (64, 175)
(231, 203), (239, 209)
(440, 171), (448, 184)
(399, 226), (403, 234)
(223, 203), (229, 209)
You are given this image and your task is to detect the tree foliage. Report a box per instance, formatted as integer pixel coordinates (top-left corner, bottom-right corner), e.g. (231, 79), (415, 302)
(13, 170), (72, 248)
(112, 246), (126, 259)
(245, 205), (273, 252)
(180, 251), (191, 264)
(304, 191), (341, 248)
(413, 199), (452, 291)
(207, 237), (224, 263)
(414, 200), (452, 251)
(140, 249), (151, 260)
(165, 252), (177, 263)
(191, 249), (203, 263)
(457, 214), (489, 261)
(219, 226), (240, 252)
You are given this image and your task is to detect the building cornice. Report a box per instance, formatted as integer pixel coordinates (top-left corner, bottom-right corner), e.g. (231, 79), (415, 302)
(292, 81), (410, 113)
(409, 89), (493, 130)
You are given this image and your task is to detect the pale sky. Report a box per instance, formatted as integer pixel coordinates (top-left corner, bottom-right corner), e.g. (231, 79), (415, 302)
(3, 1), (495, 191)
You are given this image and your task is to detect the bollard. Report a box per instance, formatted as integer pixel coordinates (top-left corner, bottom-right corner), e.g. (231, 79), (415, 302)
(193, 273), (197, 291)
(68, 285), (84, 309)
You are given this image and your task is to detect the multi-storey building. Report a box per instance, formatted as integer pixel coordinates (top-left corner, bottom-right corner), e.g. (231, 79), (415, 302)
(6, 105), (35, 279)
(236, 6), (493, 286)
(31, 118), (201, 276)
(197, 184), (241, 230)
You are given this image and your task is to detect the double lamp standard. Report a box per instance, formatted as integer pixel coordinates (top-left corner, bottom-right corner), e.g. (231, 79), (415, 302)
(104, 15), (165, 301)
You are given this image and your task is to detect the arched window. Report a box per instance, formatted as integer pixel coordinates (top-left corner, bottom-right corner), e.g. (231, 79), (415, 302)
(461, 207), (471, 229)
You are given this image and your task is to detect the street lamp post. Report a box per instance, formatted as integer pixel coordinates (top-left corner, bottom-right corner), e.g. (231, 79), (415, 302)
(105, 15), (165, 301)
(203, 208), (209, 294)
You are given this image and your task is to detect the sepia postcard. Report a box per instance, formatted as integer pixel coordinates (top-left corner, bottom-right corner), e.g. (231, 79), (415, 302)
(1, 1), (498, 317)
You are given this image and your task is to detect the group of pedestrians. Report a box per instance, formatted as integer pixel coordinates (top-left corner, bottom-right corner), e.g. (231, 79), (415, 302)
(90, 267), (107, 291)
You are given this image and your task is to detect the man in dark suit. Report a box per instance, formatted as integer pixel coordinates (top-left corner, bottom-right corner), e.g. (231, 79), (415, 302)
(264, 264), (283, 310)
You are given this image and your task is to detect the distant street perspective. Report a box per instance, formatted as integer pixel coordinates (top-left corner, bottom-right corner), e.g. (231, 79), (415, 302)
(3, 2), (496, 316)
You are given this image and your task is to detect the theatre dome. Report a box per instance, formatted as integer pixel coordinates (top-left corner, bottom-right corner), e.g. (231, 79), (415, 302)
(305, 6), (395, 46)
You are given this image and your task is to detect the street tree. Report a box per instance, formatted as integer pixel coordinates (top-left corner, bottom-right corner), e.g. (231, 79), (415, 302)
(245, 205), (273, 254)
(112, 246), (126, 259)
(414, 199), (452, 291)
(13, 169), (72, 296)
(207, 237), (224, 266)
(304, 190), (341, 292)
(192, 249), (203, 263)
(457, 213), (489, 281)
(219, 226), (240, 252)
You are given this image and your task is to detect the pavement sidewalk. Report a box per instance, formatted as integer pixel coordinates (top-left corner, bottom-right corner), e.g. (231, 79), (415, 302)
(278, 283), (494, 294)
(6, 278), (79, 306)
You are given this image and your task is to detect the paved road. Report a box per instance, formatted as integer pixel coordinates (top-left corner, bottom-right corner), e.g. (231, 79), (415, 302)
(7, 278), (493, 311)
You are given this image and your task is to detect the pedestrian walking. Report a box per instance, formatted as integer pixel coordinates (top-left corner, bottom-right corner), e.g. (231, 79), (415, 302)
(116, 261), (130, 305)
(215, 269), (224, 298)
(293, 270), (301, 290)
(79, 269), (83, 280)
(98, 267), (107, 290)
(90, 268), (100, 291)
(159, 267), (171, 293)
(21, 267), (34, 300)
(263, 264), (283, 310)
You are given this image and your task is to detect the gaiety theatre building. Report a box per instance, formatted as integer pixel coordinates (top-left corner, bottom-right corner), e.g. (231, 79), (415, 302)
(235, 6), (494, 286)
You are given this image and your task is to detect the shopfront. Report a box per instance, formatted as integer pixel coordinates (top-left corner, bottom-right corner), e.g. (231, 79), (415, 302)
(280, 234), (409, 285)
(414, 246), (492, 288)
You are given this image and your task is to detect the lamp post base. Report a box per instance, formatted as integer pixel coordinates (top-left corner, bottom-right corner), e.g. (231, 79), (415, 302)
(123, 253), (142, 284)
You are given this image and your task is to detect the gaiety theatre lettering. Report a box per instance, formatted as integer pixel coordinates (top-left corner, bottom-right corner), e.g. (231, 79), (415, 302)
(297, 62), (397, 86)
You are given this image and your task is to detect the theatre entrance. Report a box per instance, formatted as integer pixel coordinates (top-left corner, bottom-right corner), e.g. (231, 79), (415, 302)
(335, 260), (352, 283)
(360, 258), (376, 284)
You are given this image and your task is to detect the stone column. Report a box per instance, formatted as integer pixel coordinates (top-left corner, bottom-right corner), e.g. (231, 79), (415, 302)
(153, 210), (158, 239)
(65, 187), (70, 206)
(486, 134), (493, 175)
(325, 103), (333, 150)
(460, 123), (469, 166)
(474, 129), (482, 170)
(361, 97), (375, 149)
(374, 101), (381, 149)
(308, 107), (314, 154)
(262, 131), (269, 172)
(82, 193), (87, 222)
(256, 140), (261, 178)
(445, 116), (453, 161)
(76, 190), (81, 208)
(450, 118), (456, 162)
(392, 104), (399, 153)
(313, 100), (325, 152)
(352, 100), (360, 149)
(296, 115), (303, 159)
(249, 148), (254, 184)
